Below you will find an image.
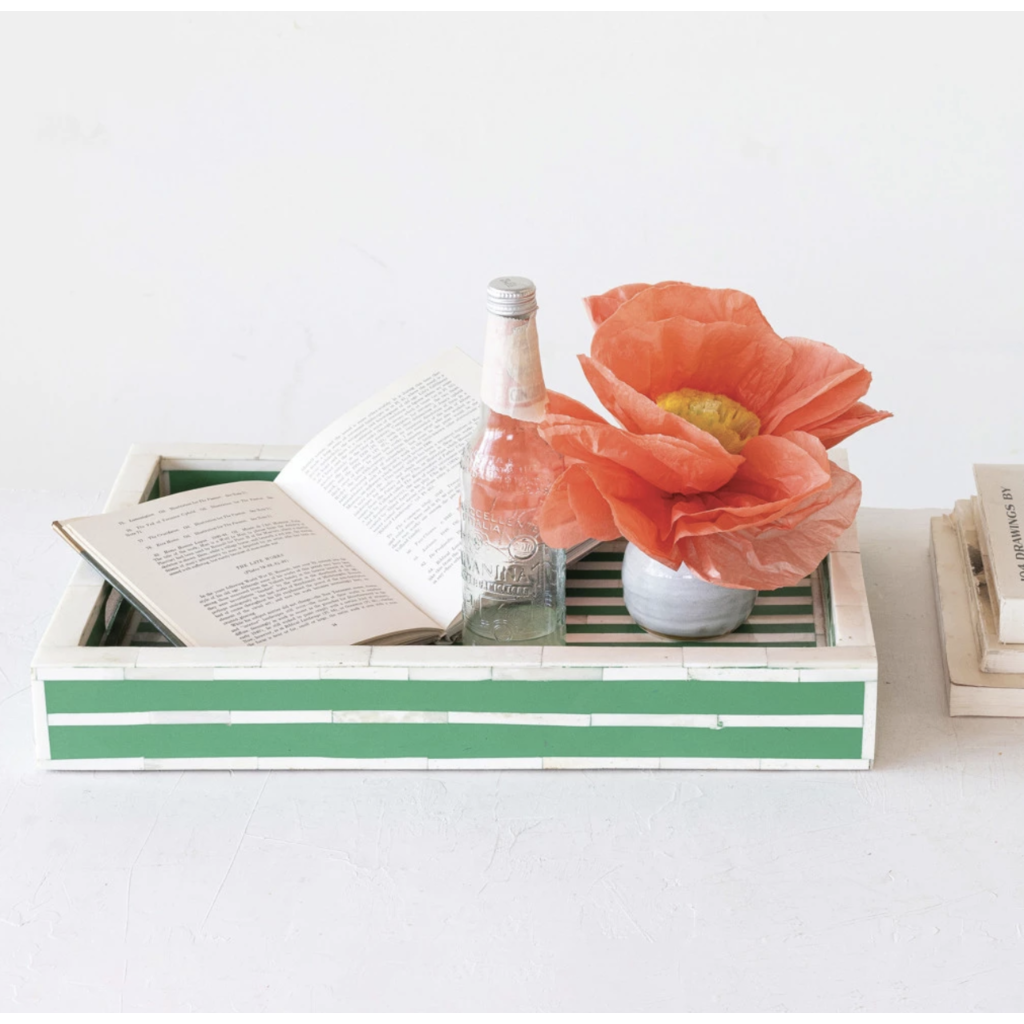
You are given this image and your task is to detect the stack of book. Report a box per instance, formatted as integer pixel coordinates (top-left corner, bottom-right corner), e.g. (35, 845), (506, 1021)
(931, 466), (1024, 716)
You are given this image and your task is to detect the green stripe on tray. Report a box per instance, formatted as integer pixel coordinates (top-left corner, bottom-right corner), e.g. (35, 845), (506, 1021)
(746, 605), (815, 617)
(565, 621), (816, 634)
(47, 723), (862, 761)
(44, 678), (863, 715)
(84, 608), (107, 648)
(759, 586), (812, 598)
(167, 470), (279, 494)
(563, 605), (633, 616)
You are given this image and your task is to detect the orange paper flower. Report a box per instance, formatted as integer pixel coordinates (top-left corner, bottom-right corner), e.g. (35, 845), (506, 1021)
(537, 281), (892, 589)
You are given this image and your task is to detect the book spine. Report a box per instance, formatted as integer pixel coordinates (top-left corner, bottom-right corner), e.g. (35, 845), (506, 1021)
(973, 465), (1024, 643)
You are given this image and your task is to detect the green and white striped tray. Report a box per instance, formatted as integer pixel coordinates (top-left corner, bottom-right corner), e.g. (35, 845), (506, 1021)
(32, 446), (877, 771)
(114, 550), (824, 651)
(566, 552), (822, 648)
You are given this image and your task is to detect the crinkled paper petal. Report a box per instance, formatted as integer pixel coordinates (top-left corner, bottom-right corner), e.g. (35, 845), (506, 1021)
(545, 389), (610, 424)
(578, 354), (742, 474)
(537, 465), (614, 549)
(537, 462), (672, 554)
(540, 414), (740, 496)
(757, 337), (873, 436)
(666, 433), (833, 538)
(596, 281), (774, 334)
(583, 284), (653, 328)
(674, 461), (862, 590)
(805, 401), (893, 449)
(583, 464), (675, 556)
(591, 317), (791, 419)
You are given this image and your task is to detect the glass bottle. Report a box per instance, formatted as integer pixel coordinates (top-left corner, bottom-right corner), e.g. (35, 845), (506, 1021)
(460, 277), (566, 645)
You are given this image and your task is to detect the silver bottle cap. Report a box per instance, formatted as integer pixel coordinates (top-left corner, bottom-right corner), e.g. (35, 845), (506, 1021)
(486, 276), (538, 319)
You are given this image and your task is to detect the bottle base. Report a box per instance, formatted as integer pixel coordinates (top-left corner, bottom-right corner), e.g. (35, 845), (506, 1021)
(461, 605), (565, 646)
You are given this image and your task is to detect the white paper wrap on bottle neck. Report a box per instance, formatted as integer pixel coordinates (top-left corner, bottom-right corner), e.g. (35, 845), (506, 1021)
(480, 313), (548, 422)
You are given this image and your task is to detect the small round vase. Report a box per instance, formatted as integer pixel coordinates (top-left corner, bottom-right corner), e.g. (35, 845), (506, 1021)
(621, 542), (757, 639)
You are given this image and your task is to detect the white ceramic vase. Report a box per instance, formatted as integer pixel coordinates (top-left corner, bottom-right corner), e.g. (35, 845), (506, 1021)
(621, 542), (757, 639)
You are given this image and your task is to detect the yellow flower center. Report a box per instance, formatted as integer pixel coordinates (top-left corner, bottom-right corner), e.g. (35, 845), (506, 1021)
(655, 387), (761, 454)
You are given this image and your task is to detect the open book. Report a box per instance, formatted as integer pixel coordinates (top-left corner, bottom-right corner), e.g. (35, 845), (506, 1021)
(55, 350), (483, 646)
(56, 349), (597, 647)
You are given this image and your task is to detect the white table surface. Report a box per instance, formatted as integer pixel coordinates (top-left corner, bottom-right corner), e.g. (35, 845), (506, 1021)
(3, 495), (1023, 1012)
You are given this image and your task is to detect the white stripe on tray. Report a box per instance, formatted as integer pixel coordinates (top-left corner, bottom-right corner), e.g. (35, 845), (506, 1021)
(566, 595), (813, 609)
(47, 710), (859, 729)
(567, 614), (815, 627)
(571, 565), (813, 588)
(717, 714), (863, 729)
(566, 577), (810, 592)
(591, 714), (862, 729)
(42, 755), (869, 771)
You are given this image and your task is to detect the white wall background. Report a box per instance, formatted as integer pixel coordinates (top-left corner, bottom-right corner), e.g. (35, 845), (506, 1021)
(3, 12), (1022, 508)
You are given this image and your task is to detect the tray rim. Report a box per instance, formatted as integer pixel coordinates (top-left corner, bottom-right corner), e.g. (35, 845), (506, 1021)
(34, 444), (876, 669)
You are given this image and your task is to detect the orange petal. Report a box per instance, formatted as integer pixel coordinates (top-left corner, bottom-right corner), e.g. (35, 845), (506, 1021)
(592, 317), (791, 419)
(537, 462), (672, 554)
(583, 284), (652, 327)
(735, 429), (831, 490)
(757, 337), (873, 435)
(539, 415), (740, 496)
(666, 433), (832, 538)
(579, 355), (743, 466)
(805, 402), (893, 449)
(582, 464), (675, 558)
(565, 465), (622, 541)
(778, 428), (830, 470)
(675, 461), (861, 589)
(599, 281), (774, 333)
(544, 389), (610, 424)
(537, 467), (605, 548)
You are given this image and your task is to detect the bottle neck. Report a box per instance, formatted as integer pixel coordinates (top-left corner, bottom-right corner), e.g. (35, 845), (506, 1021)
(480, 311), (547, 423)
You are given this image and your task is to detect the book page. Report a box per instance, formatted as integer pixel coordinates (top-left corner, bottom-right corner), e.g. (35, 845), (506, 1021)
(276, 348), (481, 627)
(58, 481), (439, 645)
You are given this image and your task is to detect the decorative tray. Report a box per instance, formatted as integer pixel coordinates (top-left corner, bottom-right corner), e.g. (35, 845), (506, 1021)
(32, 446), (877, 771)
